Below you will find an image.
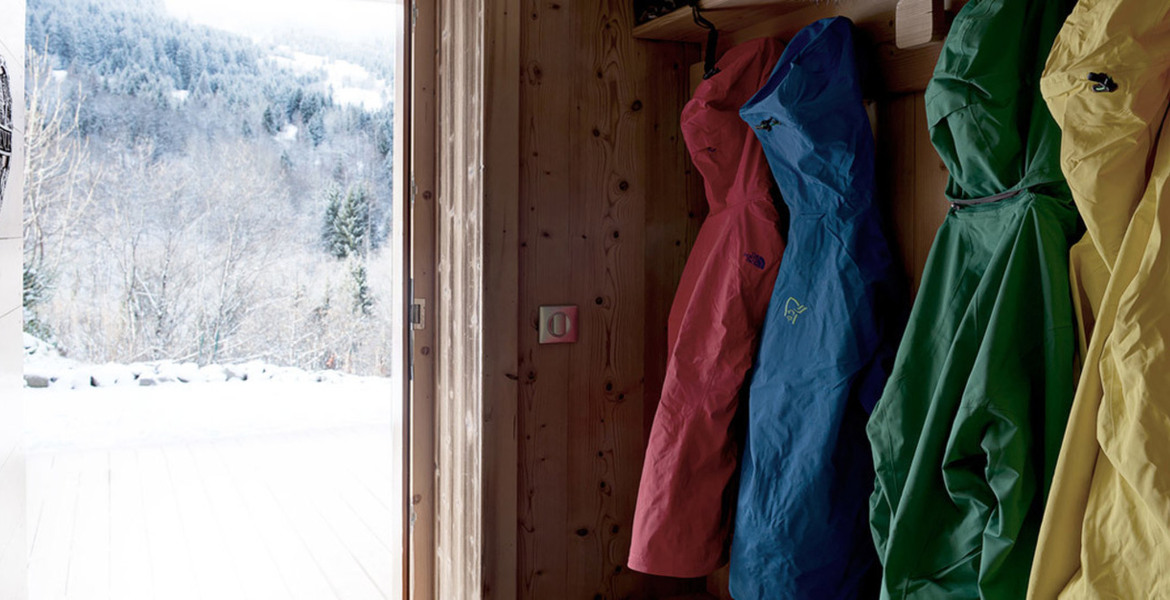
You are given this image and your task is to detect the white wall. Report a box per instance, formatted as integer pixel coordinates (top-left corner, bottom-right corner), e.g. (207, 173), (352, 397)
(0, 0), (27, 596)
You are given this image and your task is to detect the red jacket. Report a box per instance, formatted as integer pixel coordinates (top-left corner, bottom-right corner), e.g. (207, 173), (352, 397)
(629, 37), (785, 578)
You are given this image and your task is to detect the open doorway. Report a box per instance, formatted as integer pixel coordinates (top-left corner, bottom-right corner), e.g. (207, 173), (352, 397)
(20, 0), (408, 598)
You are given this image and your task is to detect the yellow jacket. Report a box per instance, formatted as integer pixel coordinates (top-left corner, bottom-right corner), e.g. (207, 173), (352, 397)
(1030, 0), (1170, 597)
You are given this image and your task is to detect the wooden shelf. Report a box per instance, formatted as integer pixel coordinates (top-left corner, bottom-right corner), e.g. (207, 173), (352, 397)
(633, 0), (958, 95)
(633, 0), (814, 43)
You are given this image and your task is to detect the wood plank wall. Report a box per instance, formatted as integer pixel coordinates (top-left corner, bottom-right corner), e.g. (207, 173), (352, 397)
(515, 1), (704, 598)
(511, 3), (949, 600)
(881, 93), (951, 297)
(434, 1), (486, 598)
(0, 1), (27, 597)
(482, 0), (521, 598)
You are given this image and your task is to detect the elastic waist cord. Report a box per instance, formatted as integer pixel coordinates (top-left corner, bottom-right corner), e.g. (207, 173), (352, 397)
(950, 188), (1022, 209)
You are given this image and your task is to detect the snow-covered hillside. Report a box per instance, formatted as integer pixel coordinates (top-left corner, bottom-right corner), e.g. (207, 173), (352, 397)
(267, 47), (391, 111)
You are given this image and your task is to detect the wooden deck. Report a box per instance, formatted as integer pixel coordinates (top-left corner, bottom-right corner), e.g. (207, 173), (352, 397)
(25, 385), (403, 600)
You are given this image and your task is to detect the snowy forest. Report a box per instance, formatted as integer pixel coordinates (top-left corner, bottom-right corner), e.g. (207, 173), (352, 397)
(22, 0), (400, 375)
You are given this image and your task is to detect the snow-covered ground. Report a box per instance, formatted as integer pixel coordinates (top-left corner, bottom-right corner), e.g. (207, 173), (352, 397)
(23, 335), (404, 599)
(24, 332), (401, 453)
(25, 378), (398, 454)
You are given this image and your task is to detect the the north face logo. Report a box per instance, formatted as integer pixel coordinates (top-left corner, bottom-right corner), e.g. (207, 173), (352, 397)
(744, 252), (766, 270)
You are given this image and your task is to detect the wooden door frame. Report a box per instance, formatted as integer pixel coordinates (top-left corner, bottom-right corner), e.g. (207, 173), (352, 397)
(406, 0), (437, 597)
(409, 0), (520, 598)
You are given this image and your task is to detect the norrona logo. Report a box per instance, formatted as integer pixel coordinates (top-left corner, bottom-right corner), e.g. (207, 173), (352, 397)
(784, 297), (808, 324)
(744, 252), (766, 270)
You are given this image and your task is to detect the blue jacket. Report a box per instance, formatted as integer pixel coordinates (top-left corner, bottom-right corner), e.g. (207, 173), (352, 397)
(729, 17), (905, 599)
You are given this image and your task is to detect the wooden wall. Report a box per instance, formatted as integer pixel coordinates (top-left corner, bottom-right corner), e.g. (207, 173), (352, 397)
(433, 0), (486, 593)
(880, 93), (951, 297)
(0, 0), (27, 597)
(508, 3), (949, 600)
(515, 1), (704, 598)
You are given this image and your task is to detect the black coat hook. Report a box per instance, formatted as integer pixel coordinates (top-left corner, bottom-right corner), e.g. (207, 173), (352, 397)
(692, 4), (720, 80)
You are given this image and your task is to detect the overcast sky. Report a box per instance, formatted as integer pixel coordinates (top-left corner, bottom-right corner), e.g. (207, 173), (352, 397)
(161, 0), (401, 44)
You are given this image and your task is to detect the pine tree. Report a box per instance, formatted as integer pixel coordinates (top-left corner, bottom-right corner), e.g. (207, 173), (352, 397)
(262, 105), (281, 135)
(350, 262), (374, 316)
(320, 185), (346, 258)
(375, 109), (393, 156)
(307, 112), (326, 147)
(321, 185), (372, 259)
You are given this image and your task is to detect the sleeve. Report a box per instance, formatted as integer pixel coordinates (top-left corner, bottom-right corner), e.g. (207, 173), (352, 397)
(628, 209), (781, 578)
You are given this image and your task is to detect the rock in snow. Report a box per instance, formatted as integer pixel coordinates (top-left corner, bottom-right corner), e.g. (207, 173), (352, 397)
(24, 373), (54, 388)
(90, 363), (138, 387)
(22, 334), (376, 389)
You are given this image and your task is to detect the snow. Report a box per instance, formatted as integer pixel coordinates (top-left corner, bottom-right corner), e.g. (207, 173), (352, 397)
(333, 87), (387, 111)
(170, 89), (190, 103)
(24, 378), (398, 454)
(23, 334), (399, 454)
(267, 49), (390, 111)
(162, 0), (399, 45)
(51, 69), (68, 83)
(275, 123), (298, 141)
(24, 334), (383, 390)
(23, 339), (403, 596)
(23, 333), (77, 388)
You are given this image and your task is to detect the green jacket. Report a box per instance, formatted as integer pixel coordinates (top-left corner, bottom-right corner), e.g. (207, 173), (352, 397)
(866, 0), (1080, 597)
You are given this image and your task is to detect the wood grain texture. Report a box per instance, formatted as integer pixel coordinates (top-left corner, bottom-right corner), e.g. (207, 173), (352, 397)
(409, 0), (438, 597)
(567, 4), (646, 598)
(482, 0), (520, 598)
(877, 92), (949, 297)
(895, 0), (945, 48)
(515, 1), (701, 598)
(633, 1), (809, 43)
(434, 0), (486, 597)
(517, 0), (575, 595)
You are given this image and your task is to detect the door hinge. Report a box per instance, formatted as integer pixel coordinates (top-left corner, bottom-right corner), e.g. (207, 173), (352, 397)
(411, 1), (418, 31)
(410, 299), (425, 330)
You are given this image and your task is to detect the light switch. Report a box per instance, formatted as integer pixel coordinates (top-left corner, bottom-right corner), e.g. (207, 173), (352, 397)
(539, 305), (578, 344)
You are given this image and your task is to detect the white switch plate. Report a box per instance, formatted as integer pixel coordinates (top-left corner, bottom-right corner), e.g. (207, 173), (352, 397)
(538, 305), (578, 344)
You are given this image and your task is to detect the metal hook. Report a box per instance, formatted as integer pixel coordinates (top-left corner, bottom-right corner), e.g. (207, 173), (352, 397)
(691, 4), (721, 80)
(692, 4), (715, 30)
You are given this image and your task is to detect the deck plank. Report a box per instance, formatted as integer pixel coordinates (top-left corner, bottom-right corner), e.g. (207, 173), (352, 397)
(28, 452), (83, 600)
(211, 438), (341, 600)
(65, 451), (111, 600)
(27, 389), (402, 600)
(109, 448), (156, 600)
(275, 431), (398, 597)
(163, 444), (247, 599)
(184, 443), (293, 600)
(137, 448), (200, 600)
(232, 436), (386, 600)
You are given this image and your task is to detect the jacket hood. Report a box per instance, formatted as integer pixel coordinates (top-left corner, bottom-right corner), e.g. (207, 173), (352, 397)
(681, 37), (784, 213)
(924, 0), (1074, 201)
